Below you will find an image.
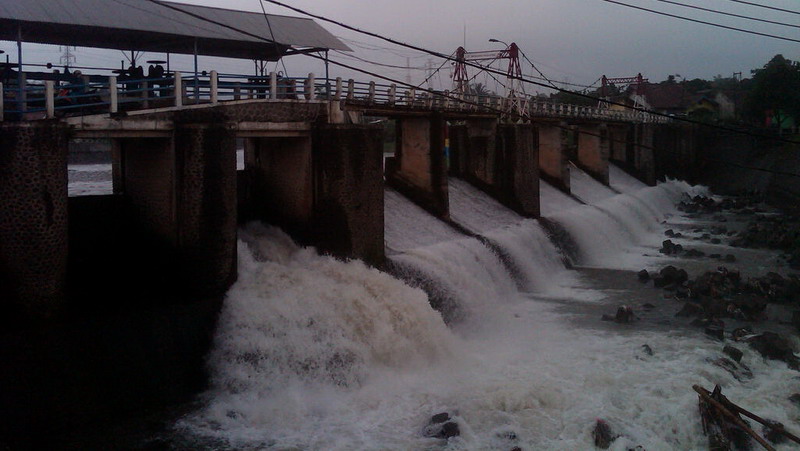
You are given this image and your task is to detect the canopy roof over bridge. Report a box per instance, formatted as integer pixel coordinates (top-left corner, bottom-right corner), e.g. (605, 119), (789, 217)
(0, 0), (350, 61)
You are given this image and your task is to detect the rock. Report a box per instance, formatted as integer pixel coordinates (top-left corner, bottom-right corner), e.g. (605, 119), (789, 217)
(710, 357), (753, 381)
(675, 286), (689, 299)
(732, 326), (754, 342)
(745, 332), (800, 369)
(705, 325), (725, 341)
(641, 303), (656, 310)
(665, 229), (675, 237)
(659, 265), (688, 285)
(614, 306), (637, 323)
(637, 269), (650, 282)
(789, 393), (800, 406)
(676, 302), (704, 317)
(641, 344), (653, 356)
(430, 412), (450, 424)
(439, 422), (460, 439)
(723, 345), (743, 363)
(710, 238), (722, 245)
(592, 419), (616, 449)
(653, 276), (667, 288)
(601, 314), (615, 322)
(709, 253), (722, 259)
(684, 248), (705, 258)
(724, 254), (737, 263)
(674, 232), (683, 238)
(762, 419), (786, 444)
(793, 311), (800, 331)
(659, 240), (683, 256)
(423, 412), (460, 439)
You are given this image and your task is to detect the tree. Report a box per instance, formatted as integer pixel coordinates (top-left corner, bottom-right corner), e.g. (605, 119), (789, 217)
(744, 54), (800, 128)
(467, 82), (494, 97)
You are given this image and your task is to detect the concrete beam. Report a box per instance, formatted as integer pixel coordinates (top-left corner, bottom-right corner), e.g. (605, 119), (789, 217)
(633, 123), (656, 185)
(0, 122), (69, 319)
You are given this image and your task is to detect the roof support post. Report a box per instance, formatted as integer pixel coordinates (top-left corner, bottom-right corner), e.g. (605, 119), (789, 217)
(109, 76), (118, 113)
(210, 70), (218, 104)
(174, 72), (183, 107)
(193, 38), (199, 102)
(270, 71), (277, 99)
(17, 25), (23, 113)
(45, 81), (54, 118)
(0, 82), (3, 122)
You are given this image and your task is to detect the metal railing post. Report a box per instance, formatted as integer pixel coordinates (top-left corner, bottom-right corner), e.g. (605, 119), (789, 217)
(233, 83), (241, 100)
(0, 82), (4, 121)
(45, 81), (55, 118)
(210, 70), (218, 104)
(142, 80), (149, 109)
(270, 72), (277, 100)
(174, 72), (183, 107)
(109, 76), (118, 114)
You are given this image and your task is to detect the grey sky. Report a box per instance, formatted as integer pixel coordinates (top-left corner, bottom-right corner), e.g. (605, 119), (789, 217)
(3, 0), (798, 94)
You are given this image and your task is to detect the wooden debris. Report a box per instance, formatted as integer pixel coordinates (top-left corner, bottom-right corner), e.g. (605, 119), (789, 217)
(694, 384), (780, 451)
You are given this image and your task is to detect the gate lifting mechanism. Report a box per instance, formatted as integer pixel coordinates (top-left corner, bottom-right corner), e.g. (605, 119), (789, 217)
(452, 42), (526, 117)
(599, 73), (649, 110)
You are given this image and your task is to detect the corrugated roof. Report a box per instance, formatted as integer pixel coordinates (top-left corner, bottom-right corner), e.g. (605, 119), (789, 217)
(0, 0), (350, 60)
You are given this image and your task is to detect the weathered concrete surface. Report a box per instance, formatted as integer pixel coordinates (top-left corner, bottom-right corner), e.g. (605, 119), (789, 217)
(538, 121), (571, 192)
(633, 123), (656, 185)
(497, 124), (540, 217)
(387, 114), (449, 218)
(313, 124), (385, 266)
(0, 122), (69, 319)
(608, 124), (630, 164)
(243, 136), (314, 228)
(173, 119), (238, 295)
(576, 124), (610, 185)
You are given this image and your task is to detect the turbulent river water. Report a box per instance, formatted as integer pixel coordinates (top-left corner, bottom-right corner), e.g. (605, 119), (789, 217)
(69, 160), (799, 450)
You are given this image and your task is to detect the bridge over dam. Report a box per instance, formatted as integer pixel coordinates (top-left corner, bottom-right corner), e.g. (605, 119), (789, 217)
(1, 71), (702, 320)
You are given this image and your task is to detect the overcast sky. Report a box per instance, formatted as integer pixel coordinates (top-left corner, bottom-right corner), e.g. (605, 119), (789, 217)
(3, 0), (798, 94)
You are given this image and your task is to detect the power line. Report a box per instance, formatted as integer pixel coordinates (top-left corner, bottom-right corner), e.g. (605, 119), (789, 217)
(259, 0), (800, 145)
(597, 0), (800, 43)
(257, 0), (289, 75)
(332, 50), (427, 70)
(144, 0), (800, 178)
(651, 0), (800, 29)
(724, 0), (800, 16)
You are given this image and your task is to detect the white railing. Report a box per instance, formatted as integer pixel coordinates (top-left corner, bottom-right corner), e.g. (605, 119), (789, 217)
(1, 70), (669, 124)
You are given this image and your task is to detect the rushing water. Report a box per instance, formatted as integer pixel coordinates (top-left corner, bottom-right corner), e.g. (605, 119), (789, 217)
(171, 164), (799, 450)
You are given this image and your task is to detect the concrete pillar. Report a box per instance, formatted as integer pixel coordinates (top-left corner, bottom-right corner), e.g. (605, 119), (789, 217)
(447, 124), (468, 176)
(120, 117), (238, 296)
(497, 124), (540, 217)
(634, 123), (656, 185)
(0, 122), (69, 319)
(608, 124), (630, 164)
(576, 123), (610, 185)
(173, 121), (238, 295)
(464, 119), (498, 186)
(387, 114), (449, 218)
(538, 121), (571, 192)
(313, 124), (385, 266)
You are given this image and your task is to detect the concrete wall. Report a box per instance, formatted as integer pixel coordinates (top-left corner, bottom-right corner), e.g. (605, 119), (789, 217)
(576, 124), (610, 185)
(387, 115), (449, 217)
(0, 122), (69, 319)
(608, 124), (630, 163)
(538, 122), (571, 192)
(122, 138), (176, 242)
(244, 136), (314, 228)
